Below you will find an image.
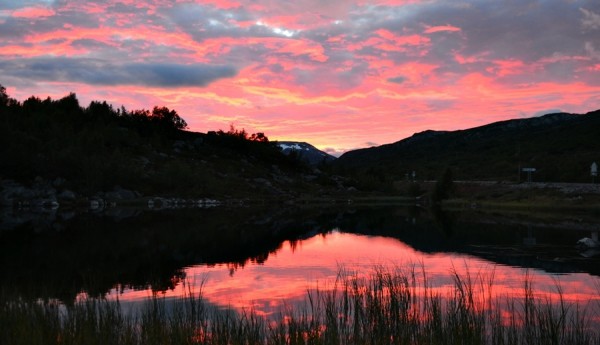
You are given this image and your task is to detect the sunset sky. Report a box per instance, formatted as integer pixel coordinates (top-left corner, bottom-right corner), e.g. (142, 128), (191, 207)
(2, 1), (600, 155)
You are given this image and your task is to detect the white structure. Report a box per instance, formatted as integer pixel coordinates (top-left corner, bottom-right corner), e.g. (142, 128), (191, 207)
(522, 167), (536, 183)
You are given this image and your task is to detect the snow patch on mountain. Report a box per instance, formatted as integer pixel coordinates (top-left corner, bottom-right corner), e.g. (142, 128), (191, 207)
(276, 141), (336, 166)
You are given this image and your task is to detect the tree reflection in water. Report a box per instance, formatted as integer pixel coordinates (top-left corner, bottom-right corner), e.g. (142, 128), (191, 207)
(1, 205), (599, 309)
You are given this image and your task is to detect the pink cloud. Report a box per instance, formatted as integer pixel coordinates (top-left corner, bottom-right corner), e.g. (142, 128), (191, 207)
(2, 0), (600, 155)
(486, 59), (526, 77)
(424, 25), (461, 34)
(11, 6), (55, 19)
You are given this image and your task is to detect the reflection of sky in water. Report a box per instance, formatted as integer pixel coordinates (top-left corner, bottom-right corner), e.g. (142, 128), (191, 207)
(109, 231), (600, 318)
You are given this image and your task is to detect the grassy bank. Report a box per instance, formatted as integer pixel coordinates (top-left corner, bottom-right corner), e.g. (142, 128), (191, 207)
(2, 268), (599, 345)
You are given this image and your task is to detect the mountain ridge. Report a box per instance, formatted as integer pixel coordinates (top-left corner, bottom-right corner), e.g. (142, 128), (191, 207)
(334, 110), (600, 183)
(276, 141), (336, 166)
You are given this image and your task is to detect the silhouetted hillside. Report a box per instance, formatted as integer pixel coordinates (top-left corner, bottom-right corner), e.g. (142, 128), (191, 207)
(0, 85), (346, 202)
(334, 110), (600, 183)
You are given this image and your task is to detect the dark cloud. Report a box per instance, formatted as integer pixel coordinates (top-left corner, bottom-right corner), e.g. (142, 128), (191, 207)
(0, 18), (36, 40)
(0, 6), (101, 41)
(167, 3), (259, 41)
(387, 76), (407, 84)
(2, 0), (599, 107)
(268, 63), (284, 73)
(290, 61), (369, 92)
(421, 1), (599, 63)
(0, 57), (237, 87)
(71, 38), (112, 49)
(0, 1), (51, 10)
(580, 7), (600, 31)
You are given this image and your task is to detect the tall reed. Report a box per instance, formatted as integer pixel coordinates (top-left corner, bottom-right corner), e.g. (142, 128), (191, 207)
(1, 267), (598, 344)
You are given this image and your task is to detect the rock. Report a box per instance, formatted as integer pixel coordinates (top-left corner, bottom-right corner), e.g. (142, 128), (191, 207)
(52, 177), (66, 187)
(148, 197), (170, 209)
(90, 199), (105, 210)
(105, 186), (138, 200)
(0, 180), (30, 205)
(38, 199), (59, 209)
(577, 237), (600, 248)
(200, 198), (220, 207)
(58, 190), (76, 201)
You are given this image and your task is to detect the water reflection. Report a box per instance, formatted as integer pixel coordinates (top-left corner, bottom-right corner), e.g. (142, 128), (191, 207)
(1, 205), (599, 311)
(109, 231), (600, 319)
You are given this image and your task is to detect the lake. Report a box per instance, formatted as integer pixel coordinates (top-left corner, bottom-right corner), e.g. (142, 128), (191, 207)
(1, 205), (600, 327)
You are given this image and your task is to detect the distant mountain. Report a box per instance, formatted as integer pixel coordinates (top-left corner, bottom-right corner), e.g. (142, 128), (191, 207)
(334, 110), (600, 183)
(276, 141), (336, 166)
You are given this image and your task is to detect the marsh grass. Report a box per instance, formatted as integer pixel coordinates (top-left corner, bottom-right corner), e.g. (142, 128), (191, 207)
(1, 267), (599, 345)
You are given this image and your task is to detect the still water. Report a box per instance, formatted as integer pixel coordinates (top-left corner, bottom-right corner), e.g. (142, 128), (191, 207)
(111, 230), (600, 318)
(1, 205), (599, 319)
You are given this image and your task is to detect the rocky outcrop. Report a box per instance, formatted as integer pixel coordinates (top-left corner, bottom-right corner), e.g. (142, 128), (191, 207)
(104, 186), (140, 200)
(0, 178), (145, 209)
(0, 178), (66, 208)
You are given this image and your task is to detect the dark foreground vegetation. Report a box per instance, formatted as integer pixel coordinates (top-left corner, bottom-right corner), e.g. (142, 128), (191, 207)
(2, 268), (598, 345)
(0, 84), (349, 201)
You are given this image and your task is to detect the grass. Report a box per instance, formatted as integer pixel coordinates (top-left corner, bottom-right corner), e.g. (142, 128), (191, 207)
(1, 267), (598, 345)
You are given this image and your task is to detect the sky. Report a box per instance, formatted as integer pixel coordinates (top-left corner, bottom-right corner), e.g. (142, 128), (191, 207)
(1, 0), (600, 155)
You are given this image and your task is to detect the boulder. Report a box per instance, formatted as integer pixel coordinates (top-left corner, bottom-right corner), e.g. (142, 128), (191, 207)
(105, 186), (138, 200)
(58, 190), (77, 201)
(577, 237), (599, 248)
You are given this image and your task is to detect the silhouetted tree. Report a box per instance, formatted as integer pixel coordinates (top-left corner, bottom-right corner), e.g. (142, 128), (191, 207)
(23, 96), (41, 108)
(151, 106), (187, 130)
(0, 84), (7, 107)
(55, 93), (80, 113)
(223, 124), (248, 139)
(249, 132), (269, 142)
(86, 100), (116, 122)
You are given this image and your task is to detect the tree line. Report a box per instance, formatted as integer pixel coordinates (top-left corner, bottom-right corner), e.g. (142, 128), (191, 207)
(0, 84), (306, 195)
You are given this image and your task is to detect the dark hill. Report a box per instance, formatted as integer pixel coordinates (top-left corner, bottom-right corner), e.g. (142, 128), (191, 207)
(334, 110), (600, 183)
(0, 85), (346, 203)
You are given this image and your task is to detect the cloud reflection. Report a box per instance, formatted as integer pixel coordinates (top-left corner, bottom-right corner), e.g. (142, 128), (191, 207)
(110, 231), (600, 317)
